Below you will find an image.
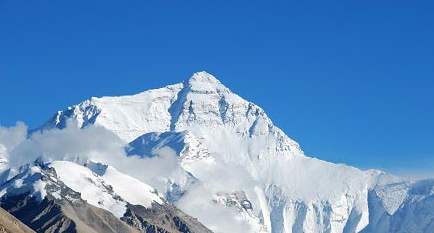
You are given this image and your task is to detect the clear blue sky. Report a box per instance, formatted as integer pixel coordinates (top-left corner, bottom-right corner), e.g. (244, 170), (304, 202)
(1, 0), (433, 178)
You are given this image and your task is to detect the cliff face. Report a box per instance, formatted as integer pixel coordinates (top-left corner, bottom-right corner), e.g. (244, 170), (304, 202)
(122, 203), (213, 233)
(0, 206), (35, 233)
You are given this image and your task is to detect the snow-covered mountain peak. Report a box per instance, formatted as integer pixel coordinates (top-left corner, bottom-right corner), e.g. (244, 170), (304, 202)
(39, 72), (303, 157)
(186, 71), (233, 96)
(180, 71), (229, 97)
(188, 71), (222, 86)
(27, 72), (434, 233)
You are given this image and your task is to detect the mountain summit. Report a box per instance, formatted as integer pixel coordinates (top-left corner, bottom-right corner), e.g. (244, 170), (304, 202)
(41, 72), (303, 159)
(2, 72), (434, 233)
(188, 71), (223, 85)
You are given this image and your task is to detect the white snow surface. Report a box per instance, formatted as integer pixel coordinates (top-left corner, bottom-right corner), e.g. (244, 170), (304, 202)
(95, 163), (163, 207)
(0, 165), (48, 202)
(50, 161), (128, 217)
(23, 71), (434, 233)
(50, 161), (163, 217)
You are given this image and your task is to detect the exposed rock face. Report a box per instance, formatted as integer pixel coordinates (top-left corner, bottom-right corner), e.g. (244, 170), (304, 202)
(122, 203), (212, 233)
(0, 206), (35, 233)
(1, 194), (137, 233)
(1, 194), (212, 233)
(1, 194), (213, 233)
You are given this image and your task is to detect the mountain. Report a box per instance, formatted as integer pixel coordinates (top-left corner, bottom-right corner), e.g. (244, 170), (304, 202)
(2, 71), (433, 233)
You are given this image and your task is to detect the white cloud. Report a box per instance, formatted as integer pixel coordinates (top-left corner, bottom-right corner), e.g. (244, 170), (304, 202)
(0, 122), (28, 168)
(2, 120), (261, 232)
(6, 120), (188, 194)
(0, 122), (27, 151)
(9, 120), (125, 168)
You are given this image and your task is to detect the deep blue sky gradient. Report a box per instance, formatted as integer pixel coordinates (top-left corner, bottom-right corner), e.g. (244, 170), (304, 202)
(1, 0), (433, 177)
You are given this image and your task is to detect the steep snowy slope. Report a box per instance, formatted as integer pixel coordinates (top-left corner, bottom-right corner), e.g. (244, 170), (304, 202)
(36, 71), (433, 233)
(40, 83), (183, 142)
(362, 179), (434, 232)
